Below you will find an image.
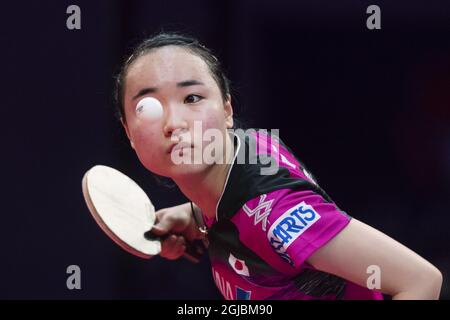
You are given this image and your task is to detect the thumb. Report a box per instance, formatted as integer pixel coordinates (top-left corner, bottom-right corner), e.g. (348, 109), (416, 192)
(149, 217), (173, 237)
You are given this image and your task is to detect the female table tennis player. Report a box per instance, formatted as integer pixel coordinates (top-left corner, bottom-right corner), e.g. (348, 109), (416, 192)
(114, 32), (442, 300)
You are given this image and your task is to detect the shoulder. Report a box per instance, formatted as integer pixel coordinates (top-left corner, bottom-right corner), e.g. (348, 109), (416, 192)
(231, 187), (351, 269)
(218, 128), (328, 221)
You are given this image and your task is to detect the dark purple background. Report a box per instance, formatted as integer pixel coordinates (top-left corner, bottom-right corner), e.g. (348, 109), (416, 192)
(1, 0), (449, 299)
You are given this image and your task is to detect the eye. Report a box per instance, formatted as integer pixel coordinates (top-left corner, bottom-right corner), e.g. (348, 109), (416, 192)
(184, 94), (203, 104)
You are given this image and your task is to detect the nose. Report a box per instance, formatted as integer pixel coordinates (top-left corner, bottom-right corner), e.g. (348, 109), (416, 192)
(162, 102), (188, 138)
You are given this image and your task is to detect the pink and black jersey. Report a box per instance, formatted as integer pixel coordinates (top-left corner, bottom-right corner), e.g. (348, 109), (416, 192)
(202, 129), (383, 300)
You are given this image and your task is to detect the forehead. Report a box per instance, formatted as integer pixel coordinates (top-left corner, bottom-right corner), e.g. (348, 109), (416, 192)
(126, 46), (213, 87)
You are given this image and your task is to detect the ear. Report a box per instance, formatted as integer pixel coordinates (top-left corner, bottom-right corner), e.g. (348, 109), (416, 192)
(224, 94), (234, 129)
(120, 117), (135, 150)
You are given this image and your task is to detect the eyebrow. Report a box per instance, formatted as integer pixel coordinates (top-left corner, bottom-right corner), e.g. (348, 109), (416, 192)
(132, 80), (205, 101)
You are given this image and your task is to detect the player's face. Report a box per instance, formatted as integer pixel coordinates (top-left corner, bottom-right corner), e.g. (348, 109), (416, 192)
(122, 46), (234, 179)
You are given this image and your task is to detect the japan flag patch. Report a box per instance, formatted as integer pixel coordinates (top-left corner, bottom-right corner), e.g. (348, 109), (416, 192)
(228, 253), (250, 277)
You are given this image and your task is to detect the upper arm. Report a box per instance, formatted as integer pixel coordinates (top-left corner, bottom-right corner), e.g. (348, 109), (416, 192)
(306, 218), (442, 297)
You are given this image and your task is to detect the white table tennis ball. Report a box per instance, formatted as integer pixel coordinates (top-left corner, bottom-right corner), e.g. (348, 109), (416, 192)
(135, 97), (163, 121)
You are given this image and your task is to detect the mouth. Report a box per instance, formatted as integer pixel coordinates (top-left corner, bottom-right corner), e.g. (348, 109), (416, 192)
(167, 142), (194, 154)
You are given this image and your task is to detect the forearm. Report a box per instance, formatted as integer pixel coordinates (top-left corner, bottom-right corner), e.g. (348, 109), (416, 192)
(392, 289), (440, 300)
(391, 274), (443, 300)
(307, 219), (443, 300)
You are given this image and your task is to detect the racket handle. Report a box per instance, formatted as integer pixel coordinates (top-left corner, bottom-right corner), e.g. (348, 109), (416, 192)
(143, 230), (162, 241)
(143, 231), (206, 263)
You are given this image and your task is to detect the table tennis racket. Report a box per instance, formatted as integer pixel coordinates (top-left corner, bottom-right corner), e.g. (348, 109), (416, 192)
(81, 165), (204, 263)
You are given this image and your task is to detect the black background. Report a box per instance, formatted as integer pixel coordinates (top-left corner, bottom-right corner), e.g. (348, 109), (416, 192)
(1, 0), (449, 299)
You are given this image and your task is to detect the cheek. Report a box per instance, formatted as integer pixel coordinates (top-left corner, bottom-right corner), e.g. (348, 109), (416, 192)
(190, 110), (220, 140)
(195, 108), (228, 149)
(198, 104), (227, 130)
(129, 124), (164, 170)
(132, 127), (157, 146)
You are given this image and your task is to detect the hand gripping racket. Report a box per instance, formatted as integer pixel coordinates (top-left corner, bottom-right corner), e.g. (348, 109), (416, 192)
(82, 165), (204, 262)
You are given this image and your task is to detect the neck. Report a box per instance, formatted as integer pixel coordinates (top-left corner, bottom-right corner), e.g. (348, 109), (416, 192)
(173, 132), (235, 220)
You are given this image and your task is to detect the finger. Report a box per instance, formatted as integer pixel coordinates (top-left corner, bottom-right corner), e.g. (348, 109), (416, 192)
(161, 234), (177, 251)
(161, 235), (185, 260)
(175, 244), (187, 259)
(169, 236), (186, 257)
(154, 209), (166, 222)
(151, 218), (174, 237)
(160, 235), (178, 259)
(175, 235), (186, 247)
(172, 237), (186, 259)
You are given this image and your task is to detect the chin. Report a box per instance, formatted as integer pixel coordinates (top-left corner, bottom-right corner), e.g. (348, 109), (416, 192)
(167, 162), (211, 179)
